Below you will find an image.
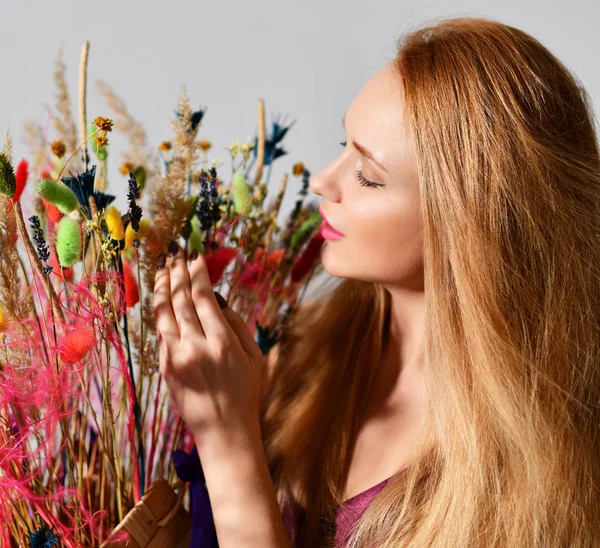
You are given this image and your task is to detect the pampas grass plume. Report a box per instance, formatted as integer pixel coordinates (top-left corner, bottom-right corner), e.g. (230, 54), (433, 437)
(37, 179), (78, 214)
(55, 217), (82, 267)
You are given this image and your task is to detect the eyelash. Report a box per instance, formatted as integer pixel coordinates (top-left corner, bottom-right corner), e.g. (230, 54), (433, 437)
(339, 141), (383, 188)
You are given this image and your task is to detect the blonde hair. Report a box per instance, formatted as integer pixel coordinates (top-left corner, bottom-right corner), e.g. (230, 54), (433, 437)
(260, 16), (600, 547)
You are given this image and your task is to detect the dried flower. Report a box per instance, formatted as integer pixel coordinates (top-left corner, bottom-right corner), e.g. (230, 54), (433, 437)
(58, 327), (96, 365)
(105, 205), (125, 240)
(55, 216), (82, 267)
(37, 179), (78, 214)
(29, 215), (53, 275)
(0, 151), (16, 198)
(176, 107), (205, 134)
(197, 167), (222, 230)
(252, 114), (295, 165)
(27, 524), (59, 548)
(198, 140), (212, 152)
(126, 172), (143, 247)
(293, 162), (305, 176)
(50, 140), (66, 158)
(93, 116), (114, 132)
(94, 135), (109, 148)
(14, 158), (28, 202)
(158, 141), (172, 152)
(123, 260), (139, 307)
(0, 306), (6, 332)
(120, 162), (135, 176)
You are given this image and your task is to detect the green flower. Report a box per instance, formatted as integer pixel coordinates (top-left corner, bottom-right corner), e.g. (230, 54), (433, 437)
(0, 152), (16, 198)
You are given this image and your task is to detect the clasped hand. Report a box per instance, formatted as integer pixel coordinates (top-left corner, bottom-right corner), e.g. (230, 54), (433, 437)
(153, 241), (265, 442)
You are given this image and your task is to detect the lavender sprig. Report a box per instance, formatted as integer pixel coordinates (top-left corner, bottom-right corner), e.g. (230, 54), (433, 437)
(197, 167), (222, 232)
(28, 215), (52, 275)
(127, 172), (143, 248)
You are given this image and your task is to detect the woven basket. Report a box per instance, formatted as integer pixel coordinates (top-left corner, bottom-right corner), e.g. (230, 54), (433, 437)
(100, 478), (192, 548)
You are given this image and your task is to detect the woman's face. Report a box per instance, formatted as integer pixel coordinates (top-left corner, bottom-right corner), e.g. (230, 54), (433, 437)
(310, 62), (424, 290)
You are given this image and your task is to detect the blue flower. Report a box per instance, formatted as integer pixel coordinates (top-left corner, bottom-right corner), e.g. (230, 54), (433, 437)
(256, 322), (280, 355)
(28, 525), (59, 548)
(61, 166), (115, 218)
(253, 114), (296, 165)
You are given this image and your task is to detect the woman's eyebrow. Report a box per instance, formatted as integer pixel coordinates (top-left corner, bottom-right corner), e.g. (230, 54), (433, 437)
(342, 112), (390, 173)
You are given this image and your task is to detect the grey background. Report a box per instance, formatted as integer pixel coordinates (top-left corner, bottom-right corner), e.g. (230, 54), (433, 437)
(1, 0), (598, 297)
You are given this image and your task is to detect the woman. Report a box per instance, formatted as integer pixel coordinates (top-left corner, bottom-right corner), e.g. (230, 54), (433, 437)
(153, 16), (600, 547)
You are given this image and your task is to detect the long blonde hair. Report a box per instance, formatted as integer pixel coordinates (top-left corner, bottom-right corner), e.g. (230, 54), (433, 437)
(260, 16), (600, 547)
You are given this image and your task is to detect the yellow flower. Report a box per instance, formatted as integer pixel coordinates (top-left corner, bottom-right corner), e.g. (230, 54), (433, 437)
(124, 219), (151, 250)
(95, 135), (109, 148)
(120, 162), (135, 176)
(93, 117), (114, 132)
(198, 140), (212, 152)
(51, 140), (66, 158)
(138, 219), (151, 239)
(105, 206), (125, 240)
(293, 162), (305, 177)
(0, 308), (6, 332)
(159, 141), (172, 152)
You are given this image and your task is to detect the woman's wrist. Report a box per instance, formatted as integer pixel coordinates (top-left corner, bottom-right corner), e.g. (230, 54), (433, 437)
(193, 412), (262, 463)
(191, 415), (290, 547)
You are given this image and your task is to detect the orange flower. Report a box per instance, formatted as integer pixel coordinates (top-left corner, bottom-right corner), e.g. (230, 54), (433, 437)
(93, 117), (114, 132)
(292, 162), (305, 176)
(120, 162), (135, 176)
(51, 141), (66, 158)
(95, 135), (109, 148)
(198, 140), (212, 152)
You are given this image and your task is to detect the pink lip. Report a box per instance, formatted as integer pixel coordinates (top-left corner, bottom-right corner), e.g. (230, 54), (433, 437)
(319, 206), (345, 240)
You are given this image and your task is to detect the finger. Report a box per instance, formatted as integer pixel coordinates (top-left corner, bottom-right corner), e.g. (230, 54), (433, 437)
(188, 252), (229, 340)
(221, 306), (263, 363)
(153, 254), (180, 342)
(167, 241), (205, 339)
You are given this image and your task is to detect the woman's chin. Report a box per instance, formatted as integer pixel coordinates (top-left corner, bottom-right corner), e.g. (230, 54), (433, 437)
(320, 240), (350, 278)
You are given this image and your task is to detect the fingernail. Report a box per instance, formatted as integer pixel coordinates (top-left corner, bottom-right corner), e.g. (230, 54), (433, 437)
(214, 291), (228, 309)
(189, 250), (198, 262)
(168, 240), (179, 257)
(156, 254), (166, 270)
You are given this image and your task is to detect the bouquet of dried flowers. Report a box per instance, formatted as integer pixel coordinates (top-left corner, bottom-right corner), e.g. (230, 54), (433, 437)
(0, 42), (325, 547)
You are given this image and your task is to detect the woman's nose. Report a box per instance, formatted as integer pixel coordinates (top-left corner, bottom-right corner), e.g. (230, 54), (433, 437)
(309, 158), (343, 202)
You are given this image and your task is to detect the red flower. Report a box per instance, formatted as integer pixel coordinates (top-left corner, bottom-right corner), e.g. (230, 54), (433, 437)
(42, 197), (64, 223)
(58, 327), (96, 364)
(291, 231), (325, 283)
(123, 261), (139, 307)
(204, 247), (238, 285)
(49, 245), (73, 282)
(13, 159), (28, 203)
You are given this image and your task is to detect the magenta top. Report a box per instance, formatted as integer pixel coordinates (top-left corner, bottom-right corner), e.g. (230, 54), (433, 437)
(282, 476), (392, 547)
